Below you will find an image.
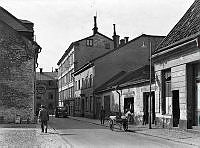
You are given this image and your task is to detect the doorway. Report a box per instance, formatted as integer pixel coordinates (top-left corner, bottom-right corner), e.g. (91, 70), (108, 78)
(197, 82), (200, 126)
(143, 92), (149, 124)
(81, 98), (84, 117)
(172, 90), (180, 127)
(104, 95), (111, 117)
(124, 97), (134, 113)
(143, 92), (155, 124)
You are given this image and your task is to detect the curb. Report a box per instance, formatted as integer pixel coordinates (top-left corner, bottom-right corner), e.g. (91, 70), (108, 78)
(68, 116), (200, 147)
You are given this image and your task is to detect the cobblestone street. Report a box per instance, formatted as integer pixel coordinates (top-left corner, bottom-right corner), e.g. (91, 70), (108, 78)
(0, 124), (68, 148)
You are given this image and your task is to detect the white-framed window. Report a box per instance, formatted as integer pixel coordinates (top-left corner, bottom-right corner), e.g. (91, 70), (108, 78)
(86, 39), (93, 47)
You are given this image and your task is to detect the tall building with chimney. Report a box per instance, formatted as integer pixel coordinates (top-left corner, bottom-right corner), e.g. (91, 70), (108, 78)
(57, 16), (114, 116)
(73, 23), (165, 118)
(0, 7), (41, 123)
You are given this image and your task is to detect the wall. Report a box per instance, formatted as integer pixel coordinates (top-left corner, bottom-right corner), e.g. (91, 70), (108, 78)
(0, 20), (35, 123)
(75, 33), (114, 70)
(154, 41), (200, 129)
(74, 66), (94, 118)
(94, 36), (164, 90)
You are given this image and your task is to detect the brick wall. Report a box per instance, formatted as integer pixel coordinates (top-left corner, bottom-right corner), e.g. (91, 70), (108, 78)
(0, 20), (35, 123)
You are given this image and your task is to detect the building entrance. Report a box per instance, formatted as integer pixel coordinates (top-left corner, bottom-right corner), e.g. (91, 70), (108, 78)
(197, 82), (200, 126)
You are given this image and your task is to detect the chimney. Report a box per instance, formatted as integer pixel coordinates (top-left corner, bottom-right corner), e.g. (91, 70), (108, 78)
(124, 37), (129, 43)
(120, 39), (125, 46)
(92, 16), (98, 35)
(112, 24), (120, 48)
(39, 68), (43, 73)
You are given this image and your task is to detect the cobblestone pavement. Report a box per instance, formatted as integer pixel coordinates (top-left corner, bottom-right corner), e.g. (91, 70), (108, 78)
(68, 116), (200, 147)
(0, 124), (69, 148)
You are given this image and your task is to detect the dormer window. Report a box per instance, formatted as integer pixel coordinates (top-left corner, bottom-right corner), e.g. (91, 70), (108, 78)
(86, 39), (93, 47)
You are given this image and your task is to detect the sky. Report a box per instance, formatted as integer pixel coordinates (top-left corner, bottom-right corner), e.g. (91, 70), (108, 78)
(1, 0), (194, 72)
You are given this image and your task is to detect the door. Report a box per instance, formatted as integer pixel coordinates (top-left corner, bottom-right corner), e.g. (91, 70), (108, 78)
(143, 92), (149, 124)
(124, 97), (134, 113)
(172, 90), (180, 127)
(81, 98), (84, 117)
(151, 92), (155, 124)
(104, 95), (110, 117)
(197, 83), (200, 126)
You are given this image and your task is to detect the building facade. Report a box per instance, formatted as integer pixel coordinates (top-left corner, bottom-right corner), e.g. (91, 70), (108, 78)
(152, 0), (200, 129)
(95, 65), (156, 125)
(0, 7), (41, 123)
(57, 16), (114, 116)
(73, 32), (164, 119)
(74, 64), (94, 118)
(36, 68), (58, 115)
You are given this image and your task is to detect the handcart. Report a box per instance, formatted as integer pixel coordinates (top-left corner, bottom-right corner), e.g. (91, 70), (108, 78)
(109, 115), (128, 131)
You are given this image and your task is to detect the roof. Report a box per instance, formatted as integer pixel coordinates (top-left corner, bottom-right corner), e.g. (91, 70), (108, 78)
(155, 0), (200, 53)
(0, 6), (31, 32)
(57, 43), (74, 65)
(95, 71), (127, 92)
(91, 34), (165, 63)
(57, 32), (113, 66)
(36, 72), (58, 81)
(95, 65), (153, 93)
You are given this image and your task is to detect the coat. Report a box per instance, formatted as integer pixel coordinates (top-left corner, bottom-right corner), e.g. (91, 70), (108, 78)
(38, 108), (49, 121)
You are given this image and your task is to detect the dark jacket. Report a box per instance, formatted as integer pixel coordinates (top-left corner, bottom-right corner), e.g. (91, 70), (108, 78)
(100, 109), (105, 118)
(38, 108), (49, 121)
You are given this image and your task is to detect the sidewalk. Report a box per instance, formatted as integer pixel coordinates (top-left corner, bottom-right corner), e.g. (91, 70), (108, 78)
(0, 123), (69, 148)
(68, 116), (200, 147)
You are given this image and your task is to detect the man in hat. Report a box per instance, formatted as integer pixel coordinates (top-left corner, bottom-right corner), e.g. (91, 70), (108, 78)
(38, 105), (49, 133)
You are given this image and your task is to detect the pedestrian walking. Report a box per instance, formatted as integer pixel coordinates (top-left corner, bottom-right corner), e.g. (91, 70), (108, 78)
(100, 106), (105, 125)
(38, 105), (49, 133)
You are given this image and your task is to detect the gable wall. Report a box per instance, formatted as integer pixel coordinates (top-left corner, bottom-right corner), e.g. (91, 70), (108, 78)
(0, 20), (35, 123)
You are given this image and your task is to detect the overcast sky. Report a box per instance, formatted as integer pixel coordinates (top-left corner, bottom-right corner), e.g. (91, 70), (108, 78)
(1, 0), (194, 72)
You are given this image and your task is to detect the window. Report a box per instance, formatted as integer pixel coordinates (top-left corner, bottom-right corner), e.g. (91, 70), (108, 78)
(162, 69), (171, 114)
(89, 74), (92, 87)
(86, 39), (93, 47)
(85, 76), (88, 88)
(82, 78), (84, 89)
(105, 43), (110, 49)
(85, 97), (88, 111)
(90, 96), (93, 112)
(48, 93), (53, 100)
(37, 96), (41, 100)
(49, 80), (53, 86)
(78, 80), (81, 90)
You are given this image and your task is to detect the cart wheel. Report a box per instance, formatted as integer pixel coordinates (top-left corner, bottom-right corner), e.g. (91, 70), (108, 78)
(123, 122), (128, 131)
(109, 120), (114, 131)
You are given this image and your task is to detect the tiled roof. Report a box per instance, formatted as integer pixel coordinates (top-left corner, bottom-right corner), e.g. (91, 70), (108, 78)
(36, 72), (58, 81)
(155, 0), (200, 53)
(0, 6), (30, 32)
(95, 71), (126, 92)
(95, 65), (152, 93)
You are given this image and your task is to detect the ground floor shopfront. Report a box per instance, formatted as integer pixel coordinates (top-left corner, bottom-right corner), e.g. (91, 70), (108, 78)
(153, 40), (200, 129)
(95, 83), (157, 125)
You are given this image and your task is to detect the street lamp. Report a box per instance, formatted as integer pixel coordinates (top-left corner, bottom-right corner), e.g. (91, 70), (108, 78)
(142, 41), (152, 129)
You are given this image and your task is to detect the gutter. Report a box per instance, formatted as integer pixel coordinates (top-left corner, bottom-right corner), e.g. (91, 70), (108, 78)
(152, 38), (198, 59)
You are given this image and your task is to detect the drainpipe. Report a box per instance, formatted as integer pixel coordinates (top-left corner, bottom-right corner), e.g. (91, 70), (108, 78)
(115, 85), (121, 117)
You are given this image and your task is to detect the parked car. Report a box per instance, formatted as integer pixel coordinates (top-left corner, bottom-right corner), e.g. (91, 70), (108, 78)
(55, 106), (68, 118)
